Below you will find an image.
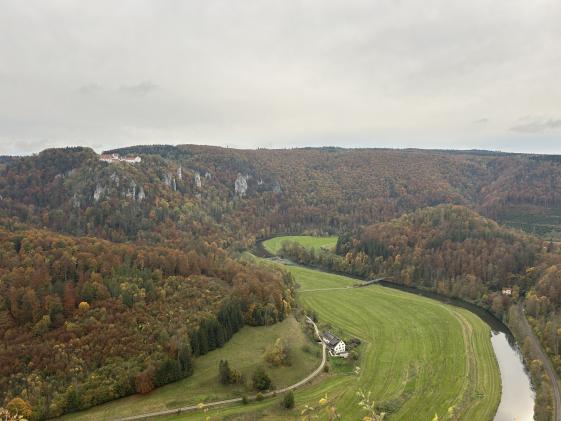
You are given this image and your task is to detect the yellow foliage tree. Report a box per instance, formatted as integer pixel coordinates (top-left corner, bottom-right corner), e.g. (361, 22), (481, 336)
(78, 301), (90, 312)
(6, 397), (32, 419)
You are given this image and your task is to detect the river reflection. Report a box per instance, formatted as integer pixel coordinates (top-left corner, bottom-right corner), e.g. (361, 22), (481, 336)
(492, 331), (535, 421)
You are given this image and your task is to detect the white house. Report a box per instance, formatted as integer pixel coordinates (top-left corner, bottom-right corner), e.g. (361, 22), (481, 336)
(322, 331), (346, 355)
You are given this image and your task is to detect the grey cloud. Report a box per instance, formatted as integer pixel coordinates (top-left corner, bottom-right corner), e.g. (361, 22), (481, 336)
(0, 1), (561, 154)
(511, 118), (561, 134)
(78, 83), (103, 95)
(118, 81), (159, 96)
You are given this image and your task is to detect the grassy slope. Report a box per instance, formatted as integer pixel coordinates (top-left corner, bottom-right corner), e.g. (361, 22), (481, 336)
(166, 237), (500, 420)
(62, 316), (319, 421)
(263, 235), (338, 255)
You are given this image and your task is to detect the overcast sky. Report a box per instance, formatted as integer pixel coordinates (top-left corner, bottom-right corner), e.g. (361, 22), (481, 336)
(1, 1), (560, 155)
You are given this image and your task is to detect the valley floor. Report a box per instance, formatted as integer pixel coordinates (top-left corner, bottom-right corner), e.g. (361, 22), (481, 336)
(64, 236), (502, 421)
(155, 240), (501, 420)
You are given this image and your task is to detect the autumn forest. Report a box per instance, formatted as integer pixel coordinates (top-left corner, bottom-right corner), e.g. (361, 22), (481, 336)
(3, 145), (561, 419)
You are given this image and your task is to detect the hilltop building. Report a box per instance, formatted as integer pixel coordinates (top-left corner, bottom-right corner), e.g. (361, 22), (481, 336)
(99, 153), (141, 164)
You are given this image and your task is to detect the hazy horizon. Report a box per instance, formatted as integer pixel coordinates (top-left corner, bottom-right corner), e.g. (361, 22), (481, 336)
(1, 143), (557, 157)
(1, 1), (560, 155)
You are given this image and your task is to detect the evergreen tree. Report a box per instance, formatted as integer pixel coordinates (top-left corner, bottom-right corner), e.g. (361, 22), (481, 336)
(178, 339), (193, 376)
(252, 367), (272, 391)
(219, 360), (231, 385)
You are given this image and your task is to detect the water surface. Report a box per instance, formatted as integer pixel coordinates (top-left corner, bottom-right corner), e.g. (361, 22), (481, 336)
(492, 331), (535, 421)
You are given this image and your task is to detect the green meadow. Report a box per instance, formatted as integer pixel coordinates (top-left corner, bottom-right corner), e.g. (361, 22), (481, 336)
(262, 235), (338, 255)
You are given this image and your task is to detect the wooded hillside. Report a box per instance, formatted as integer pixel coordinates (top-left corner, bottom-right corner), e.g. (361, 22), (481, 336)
(3, 145), (561, 418)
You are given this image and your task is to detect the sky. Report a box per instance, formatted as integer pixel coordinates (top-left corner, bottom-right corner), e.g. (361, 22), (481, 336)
(1, 1), (560, 155)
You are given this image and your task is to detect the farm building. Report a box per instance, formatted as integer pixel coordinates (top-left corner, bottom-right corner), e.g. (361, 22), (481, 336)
(322, 331), (346, 355)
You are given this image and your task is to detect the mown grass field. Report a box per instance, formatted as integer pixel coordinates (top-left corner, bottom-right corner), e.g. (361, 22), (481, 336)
(163, 237), (501, 420)
(263, 235), (338, 255)
(61, 316), (319, 421)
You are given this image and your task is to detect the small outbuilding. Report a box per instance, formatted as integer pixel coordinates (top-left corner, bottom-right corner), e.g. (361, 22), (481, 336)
(502, 287), (512, 296)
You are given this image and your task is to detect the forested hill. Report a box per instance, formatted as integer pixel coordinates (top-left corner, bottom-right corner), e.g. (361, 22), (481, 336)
(3, 145), (561, 244)
(339, 205), (542, 298)
(278, 205), (542, 312)
(0, 226), (293, 418)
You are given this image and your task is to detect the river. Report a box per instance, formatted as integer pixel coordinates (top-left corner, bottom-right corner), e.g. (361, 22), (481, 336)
(378, 281), (535, 421)
(255, 241), (536, 420)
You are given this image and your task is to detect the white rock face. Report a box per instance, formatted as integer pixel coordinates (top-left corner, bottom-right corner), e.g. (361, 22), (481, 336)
(205, 171), (212, 180)
(163, 173), (172, 187)
(126, 181), (137, 199)
(235, 174), (248, 196)
(110, 172), (120, 185)
(93, 185), (105, 202)
(138, 186), (146, 201)
(194, 172), (202, 188)
(177, 165), (182, 180)
(72, 193), (80, 208)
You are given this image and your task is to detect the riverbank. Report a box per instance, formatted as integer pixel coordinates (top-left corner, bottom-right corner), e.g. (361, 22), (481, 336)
(260, 235), (536, 420)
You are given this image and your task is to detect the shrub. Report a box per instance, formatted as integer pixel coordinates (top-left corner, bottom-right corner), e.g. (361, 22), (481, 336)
(264, 338), (291, 367)
(242, 395), (249, 405)
(219, 360), (243, 385)
(252, 367), (272, 391)
(256, 392), (264, 401)
(229, 368), (243, 384)
(323, 363), (330, 373)
(6, 398), (32, 419)
(281, 390), (295, 409)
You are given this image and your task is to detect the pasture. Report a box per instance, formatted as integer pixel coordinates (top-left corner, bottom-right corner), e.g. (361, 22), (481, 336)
(166, 238), (501, 420)
(262, 235), (338, 255)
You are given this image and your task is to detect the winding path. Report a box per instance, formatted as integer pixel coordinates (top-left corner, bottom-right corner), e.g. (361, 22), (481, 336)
(515, 303), (561, 421)
(112, 317), (326, 421)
